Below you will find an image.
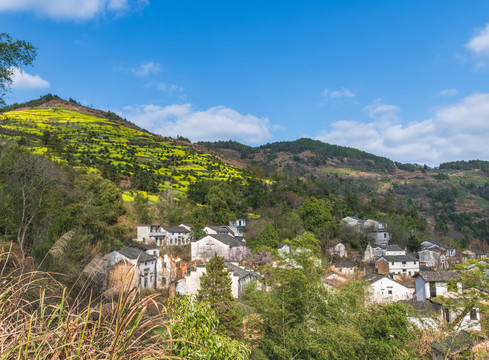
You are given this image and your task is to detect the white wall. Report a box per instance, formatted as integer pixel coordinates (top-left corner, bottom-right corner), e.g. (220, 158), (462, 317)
(191, 236), (230, 261)
(368, 277), (414, 304)
(137, 226), (150, 243)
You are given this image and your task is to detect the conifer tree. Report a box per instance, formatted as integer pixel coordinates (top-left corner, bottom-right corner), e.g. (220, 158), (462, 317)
(197, 254), (242, 338)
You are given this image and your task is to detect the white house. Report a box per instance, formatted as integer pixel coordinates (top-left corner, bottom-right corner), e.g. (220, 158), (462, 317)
(136, 224), (190, 246)
(363, 273), (414, 304)
(175, 262), (262, 299)
(103, 245), (161, 292)
(420, 239), (456, 257)
(414, 271), (461, 301)
(341, 216), (390, 246)
(364, 219), (390, 246)
(376, 254), (419, 277)
(334, 242), (347, 258)
(228, 219), (247, 237)
(191, 234), (249, 261)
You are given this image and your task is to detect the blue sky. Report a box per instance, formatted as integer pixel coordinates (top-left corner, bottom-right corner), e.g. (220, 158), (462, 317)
(2, 0), (489, 166)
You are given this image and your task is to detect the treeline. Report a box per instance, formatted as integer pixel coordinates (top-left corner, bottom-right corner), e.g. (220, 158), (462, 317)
(440, 159), (489, 173)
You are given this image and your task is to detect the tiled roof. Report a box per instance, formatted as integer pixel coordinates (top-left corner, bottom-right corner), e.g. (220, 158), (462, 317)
(363, 272), (385, 284)
(117, 247), (156, 263)
(209, 234), (246, 247)
(415, 271), (459, 282)
(430, 331), (484, 355)
(225, 262), (263, 280)
(162, 226), (190, 233)
(379, 255), (418, 262)
(385, 245), (404, 251)
(400, 300), (440, 315)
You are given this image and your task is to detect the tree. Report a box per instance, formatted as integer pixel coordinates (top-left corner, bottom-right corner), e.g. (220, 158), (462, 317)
(0, 33), (37, 106)
(205, 182), (236, 224)
(298, 196), (332, 237)
(0, 145), (60, 258)
(251, 223), (279, 252)
(197, 255), (242, 338)
(167, 296), (249, 360)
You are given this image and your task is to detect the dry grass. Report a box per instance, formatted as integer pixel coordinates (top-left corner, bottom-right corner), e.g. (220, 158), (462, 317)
(0, 248), (182, 359)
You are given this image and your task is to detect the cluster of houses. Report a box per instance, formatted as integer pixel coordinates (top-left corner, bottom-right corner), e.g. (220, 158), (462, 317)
(97, 219), (261, 299)
(334, 216), (488, 359)
(92, 214), (489, 358)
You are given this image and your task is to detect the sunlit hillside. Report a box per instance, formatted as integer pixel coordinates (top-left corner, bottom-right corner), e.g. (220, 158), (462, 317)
(0, 100), (246, 198)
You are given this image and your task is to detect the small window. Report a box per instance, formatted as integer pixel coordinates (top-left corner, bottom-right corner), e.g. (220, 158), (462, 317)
(470, 309), (478, 320)
(384, 233), (387, 238)
(391, 262), (395, 265)
(402, 261), (406, 265)
(414, 261), (417, 265)
(388, 290), (392, 295)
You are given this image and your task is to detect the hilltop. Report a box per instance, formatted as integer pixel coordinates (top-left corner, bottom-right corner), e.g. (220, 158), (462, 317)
(0, 95), (247, 198)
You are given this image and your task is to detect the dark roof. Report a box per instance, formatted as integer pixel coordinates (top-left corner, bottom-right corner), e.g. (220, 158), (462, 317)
(225, 262), (263, 280)
(162, 226), (190, 233)
(209, 234), (246, 247)
(117, 247), (156, 263)
(419, 265), (433, 272)
(430, 331), (484, 355)
(337, 260), (356, 268)
(385, 245), (404, 251)
(135, 243), (159, 250)
(363, 272), (385, 284)
(415, 271), (459, 282)
(207, 225), (231, 232)
(423, 239), (452, 249)
(400, 300), (441, 316)
(379, 255), (418, 262)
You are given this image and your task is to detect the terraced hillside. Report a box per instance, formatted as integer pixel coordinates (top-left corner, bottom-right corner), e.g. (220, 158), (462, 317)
(0, 99), (246, 198)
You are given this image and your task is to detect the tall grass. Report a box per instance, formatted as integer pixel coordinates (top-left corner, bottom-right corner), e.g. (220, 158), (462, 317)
(0, 248), (180, 359)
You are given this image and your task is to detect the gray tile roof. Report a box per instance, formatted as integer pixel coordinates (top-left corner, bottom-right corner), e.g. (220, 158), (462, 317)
(225, 262), (263, 280)
(380, 255), (418, 262)
(117, 247), (156, 263)
(209, 234), (246, 247)
(400, 300), (441, 316)
(430, 331), (484, 355)
(415, 271), (459, 282)
(385, 245), (404, 251)
(162, 226), (190, 233)
(362, 272), (385, 284)
(423, 239), (452, 249)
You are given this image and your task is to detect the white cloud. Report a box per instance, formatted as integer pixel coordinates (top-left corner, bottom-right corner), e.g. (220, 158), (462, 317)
(363, 99), (401, 123)
(315, 94), (489, 166)
(437, 88), (458, 97)
(157, 82), (184, 93)
(132, 61), (161, 77)
(120, 103), (273, 144)
(466, 23), (489, 56)
(10, 67), (50, 90)
(321, 87), (355, 99)
(0, 0), (148, 20)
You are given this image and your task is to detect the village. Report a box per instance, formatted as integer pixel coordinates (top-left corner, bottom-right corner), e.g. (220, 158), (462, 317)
(91, 216), (489, 360)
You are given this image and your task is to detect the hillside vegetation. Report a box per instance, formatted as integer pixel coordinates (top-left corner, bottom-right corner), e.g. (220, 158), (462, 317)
(0, 95), (246, 198)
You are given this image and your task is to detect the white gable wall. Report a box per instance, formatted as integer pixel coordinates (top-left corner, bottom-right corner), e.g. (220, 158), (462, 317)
(367, 277), (414, 304)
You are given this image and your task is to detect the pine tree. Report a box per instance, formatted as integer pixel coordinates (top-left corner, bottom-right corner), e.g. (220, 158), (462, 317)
(252, 223), (279, 251)
(197, 255), (242, 338)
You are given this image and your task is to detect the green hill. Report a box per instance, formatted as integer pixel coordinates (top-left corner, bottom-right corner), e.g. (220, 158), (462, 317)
(0, 96), (246, 199)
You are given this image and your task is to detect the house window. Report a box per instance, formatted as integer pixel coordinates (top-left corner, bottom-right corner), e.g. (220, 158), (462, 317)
(402, 261), (406, 264)
(470, 309), (478, 320)
(388, 290), (392, 295)
(414, 261), (417, 265)
(391, 262), (395, 265)
(384, 233), (387, 238)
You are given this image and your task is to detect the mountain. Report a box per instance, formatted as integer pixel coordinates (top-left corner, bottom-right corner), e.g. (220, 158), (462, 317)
(0, 95), (246, 198)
